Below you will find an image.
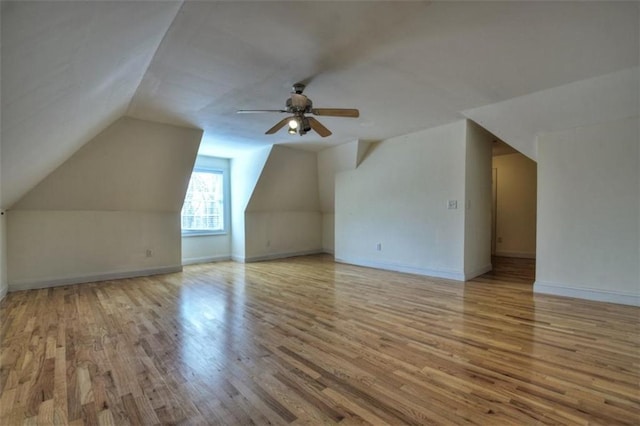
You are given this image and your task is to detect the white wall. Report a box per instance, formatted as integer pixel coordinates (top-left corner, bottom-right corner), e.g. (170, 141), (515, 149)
(335, 120), (467, 280)
(181, 156), (231, 265)
(317, 141), (360, 253)
(464, 121), (493, 278)
(230, 146), (271, 261)
(535, 116), (639, 306)
(7, 117), (202, 290)
(245, 145), (322, 261)
(492, 152), (537, 258)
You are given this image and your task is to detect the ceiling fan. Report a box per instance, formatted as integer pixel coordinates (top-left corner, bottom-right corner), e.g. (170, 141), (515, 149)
(237, 83), (359, 137)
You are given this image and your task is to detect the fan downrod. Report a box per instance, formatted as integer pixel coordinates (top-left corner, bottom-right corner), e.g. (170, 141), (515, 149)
(292, 83), (305, 94)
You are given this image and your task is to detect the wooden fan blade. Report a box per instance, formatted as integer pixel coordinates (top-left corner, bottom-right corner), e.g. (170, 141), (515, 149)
(308, 117), (332, 137)
(237, 109), (287, 114)
(311, 108), (359, 118)
(265, 117), (291, 135)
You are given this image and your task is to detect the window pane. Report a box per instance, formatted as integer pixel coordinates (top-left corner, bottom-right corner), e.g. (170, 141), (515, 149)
(181, 171), (224, 232)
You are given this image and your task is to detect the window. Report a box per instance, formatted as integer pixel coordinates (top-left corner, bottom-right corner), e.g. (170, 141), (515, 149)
(181, 169), (226, 235)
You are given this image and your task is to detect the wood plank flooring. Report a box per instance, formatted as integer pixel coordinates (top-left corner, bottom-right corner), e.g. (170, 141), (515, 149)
(480, 256), (536, 284)
(1, 255), (638, 425)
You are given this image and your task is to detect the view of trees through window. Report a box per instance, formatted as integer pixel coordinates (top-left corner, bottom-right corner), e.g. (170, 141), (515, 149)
(181, 170), (224, 233)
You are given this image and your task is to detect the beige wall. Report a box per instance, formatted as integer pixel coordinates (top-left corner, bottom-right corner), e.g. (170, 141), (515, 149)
(492, 152), (537, 258)
(7, 117), (202, 290)
(247, 145), (321, 212)
(245, 145), (322, 261)
(8, 211), (181, 289)
(245, 212), (322, 260)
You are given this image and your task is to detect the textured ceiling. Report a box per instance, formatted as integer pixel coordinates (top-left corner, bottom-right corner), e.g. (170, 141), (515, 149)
(2, 1), (638, 208)
(127, 1), (638, 157)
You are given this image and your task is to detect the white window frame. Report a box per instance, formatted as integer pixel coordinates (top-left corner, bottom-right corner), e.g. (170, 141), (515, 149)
(181, 167), (229, 237)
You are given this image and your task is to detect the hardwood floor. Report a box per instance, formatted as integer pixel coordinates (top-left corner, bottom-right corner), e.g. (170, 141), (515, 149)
(480, 256), (536, 284)
(1, 255), (638, 425)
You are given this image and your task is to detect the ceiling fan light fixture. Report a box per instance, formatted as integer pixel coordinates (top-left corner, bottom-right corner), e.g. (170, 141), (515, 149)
(239, 83), (359, 138)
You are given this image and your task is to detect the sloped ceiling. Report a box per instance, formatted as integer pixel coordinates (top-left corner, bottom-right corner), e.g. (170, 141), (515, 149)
(12, 117), (202, 212)
(0, 1), (183, 208)
(2, 1), (638, 208)
(463, 67), (639, 160)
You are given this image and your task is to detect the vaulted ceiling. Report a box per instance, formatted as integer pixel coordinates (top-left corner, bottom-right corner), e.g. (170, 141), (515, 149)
(2, 1), (638, 208)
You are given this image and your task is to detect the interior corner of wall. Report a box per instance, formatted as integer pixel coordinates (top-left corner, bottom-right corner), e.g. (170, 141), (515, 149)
(356, 140), (372, 167)
(356, 140), (381, 167)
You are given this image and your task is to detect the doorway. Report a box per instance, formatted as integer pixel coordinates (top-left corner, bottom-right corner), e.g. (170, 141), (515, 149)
(490, 139), (537, 282)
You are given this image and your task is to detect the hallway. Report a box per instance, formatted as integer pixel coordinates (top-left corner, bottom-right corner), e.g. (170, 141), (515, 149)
(481, 256), (536, 284)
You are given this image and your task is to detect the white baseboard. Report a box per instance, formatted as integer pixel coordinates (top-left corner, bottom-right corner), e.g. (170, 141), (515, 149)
(335, 256), (465, 281)
(534, 280), (640, 306)
(182, 255), (231, 266)
(494, 251), (536, 259)
(464, 263), (492, 281)
(245, 249), (324, 263)
(8, 265), (183, 292)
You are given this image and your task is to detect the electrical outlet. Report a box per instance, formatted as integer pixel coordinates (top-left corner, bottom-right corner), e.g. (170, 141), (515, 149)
(146, 249), (153, 257)
(376, 243), (382, 251)
(448, 200), (457, 210)
(266, 240), (271, 247)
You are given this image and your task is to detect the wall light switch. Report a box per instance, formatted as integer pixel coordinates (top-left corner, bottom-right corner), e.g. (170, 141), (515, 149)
(448, 200), (457, 210)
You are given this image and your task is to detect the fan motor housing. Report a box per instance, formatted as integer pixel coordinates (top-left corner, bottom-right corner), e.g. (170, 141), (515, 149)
(286, 96), (312, 113)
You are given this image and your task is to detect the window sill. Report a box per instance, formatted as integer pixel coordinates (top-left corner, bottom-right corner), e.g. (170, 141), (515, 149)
(181, 231), (228, 238)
